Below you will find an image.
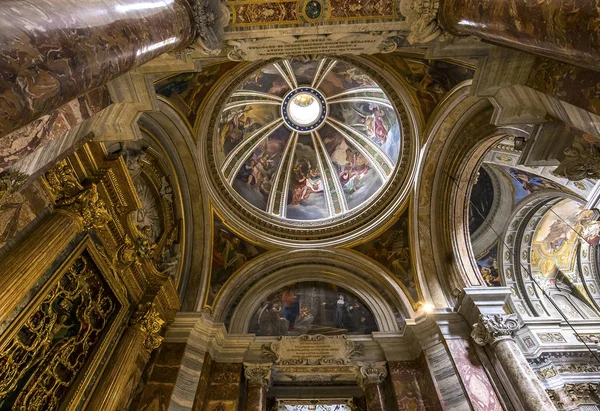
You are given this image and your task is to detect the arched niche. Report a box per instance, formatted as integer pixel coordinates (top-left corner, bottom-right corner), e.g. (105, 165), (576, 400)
(105, 98), (206, 306)
(414, 81), (530, 305)
(211, 248), (415, 333)
(499, 192), (600, 320)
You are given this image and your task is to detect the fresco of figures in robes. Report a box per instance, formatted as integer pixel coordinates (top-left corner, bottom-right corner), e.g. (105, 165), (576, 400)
(249, 282), (378, 336)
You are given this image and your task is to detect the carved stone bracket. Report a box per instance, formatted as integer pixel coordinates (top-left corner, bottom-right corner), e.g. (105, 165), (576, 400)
(356, 361), (388, 389)
(130, 302), (165, 352)
(471, 314), (523, 346)
(243, 362), (273, 387)
(44, 160), (111, 230)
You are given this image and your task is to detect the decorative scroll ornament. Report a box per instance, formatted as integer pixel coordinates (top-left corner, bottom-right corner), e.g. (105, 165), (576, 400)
(130, 303), (165, 352)
(44, 160), (111, 229)
(243, 362), (273, 387)
(471, 314), (523, 346)
(553, 141), (600, 181)
(356, 361), (388, 388)
(400, 0), (442, 44)
(0, 170), (28, 207)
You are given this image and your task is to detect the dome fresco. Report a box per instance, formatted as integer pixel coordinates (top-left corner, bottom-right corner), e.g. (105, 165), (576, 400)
(216, 58), (402, 223)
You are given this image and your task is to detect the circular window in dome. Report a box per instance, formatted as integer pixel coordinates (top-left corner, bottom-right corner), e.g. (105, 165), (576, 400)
(208, 57), (413, 242)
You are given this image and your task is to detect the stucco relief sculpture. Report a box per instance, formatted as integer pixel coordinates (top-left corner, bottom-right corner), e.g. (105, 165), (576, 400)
(471, 314), (523, 346)
(400, 0), (442, 44)
(553, 141), (600, 181)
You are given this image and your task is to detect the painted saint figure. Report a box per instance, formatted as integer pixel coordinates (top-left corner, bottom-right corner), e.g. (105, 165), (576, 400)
(282, 288), (300, 330)
(323, 293), (355, 331)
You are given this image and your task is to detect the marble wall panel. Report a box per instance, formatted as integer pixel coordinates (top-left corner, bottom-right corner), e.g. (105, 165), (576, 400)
(388, 361), (426, 411)
(192, 354), (214, 411)
(446, 339), (503, 411)
(203, 363), (243, 411)
(133, 342), (187, 411)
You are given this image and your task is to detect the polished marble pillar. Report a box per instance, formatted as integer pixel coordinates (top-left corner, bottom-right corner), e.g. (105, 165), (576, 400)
(88, 303), (165, 411)
(0, 0), (196, 138)
(439, 0), (600, 71)
(357, 362), (388, 411)
(472, 314), (557, 411)
(243, 363), (272, 411)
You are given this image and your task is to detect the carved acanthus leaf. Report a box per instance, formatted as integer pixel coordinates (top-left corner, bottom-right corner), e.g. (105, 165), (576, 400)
(0, 170), (28, 207)
(243, 362), (272, 387)
(471, 314), (522, 346)
(356, 361), (388, 388)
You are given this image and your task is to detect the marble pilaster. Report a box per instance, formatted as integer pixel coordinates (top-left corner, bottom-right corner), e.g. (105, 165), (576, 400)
(243, 363), (272, 411)
(0, 0), (195, 138)
(357, 361), (388, 411)
(472, 314), (557, 411)
(387, 362), (426, 411)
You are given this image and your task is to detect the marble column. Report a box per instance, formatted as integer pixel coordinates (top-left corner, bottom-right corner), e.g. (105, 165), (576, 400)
(88, 303), (165, 411)
(243, 363), (272, 411)
(471, 314), (557, 411)
(439, 0), (600, 71)
(0, 0), (196, 138)
(357, 362), (388, 411)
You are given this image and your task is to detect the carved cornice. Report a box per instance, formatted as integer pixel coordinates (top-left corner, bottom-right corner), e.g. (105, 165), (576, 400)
(130, 302), (165, 352)
(471, 314), (523, 346)
(243, 362), (272, 387)
(356, 361), (388, 388)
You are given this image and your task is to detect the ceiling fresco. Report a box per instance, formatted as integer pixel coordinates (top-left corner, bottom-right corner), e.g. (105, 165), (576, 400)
(248, 281), (378, 336)
(216, 58), (402, 223)
(207, 212), (266, 306)
(353, 209), (418, 303)
(376, 55), (474, 120)
(154, 61), (239, 128)
(470, 164), (574, 287)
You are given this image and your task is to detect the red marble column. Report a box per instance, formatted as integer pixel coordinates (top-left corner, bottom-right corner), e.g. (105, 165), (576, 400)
(439, 0), (600, 71)
(243, 363), (272, 411)
(0, 0), (196, 138)
(357, 362), (388, 411)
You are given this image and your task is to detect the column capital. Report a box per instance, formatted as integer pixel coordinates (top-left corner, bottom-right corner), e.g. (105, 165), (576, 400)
(471, 314), (523, 346)
(356, 361), (388, 389)
(44, 160), (111, 230)
(131, 302), (165, 352)
(189, 0), (224, 52)
(243, 362), (272, 387)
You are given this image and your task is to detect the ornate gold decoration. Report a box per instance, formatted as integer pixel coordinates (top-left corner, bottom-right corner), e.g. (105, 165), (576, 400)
(0, 170), (28, 207)
(44, 160), (111, 229)
(130, 303), (165, 352)
(536, 366), (558, 380)
(0, 254), (118, 409)
(471, 314), (522, 346)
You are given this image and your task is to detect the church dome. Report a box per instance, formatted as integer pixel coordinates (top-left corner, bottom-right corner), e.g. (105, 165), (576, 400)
(202, 57), (416, 245)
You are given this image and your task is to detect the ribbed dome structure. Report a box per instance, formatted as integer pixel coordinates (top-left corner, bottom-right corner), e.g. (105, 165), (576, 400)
(216, 58), (402, 223)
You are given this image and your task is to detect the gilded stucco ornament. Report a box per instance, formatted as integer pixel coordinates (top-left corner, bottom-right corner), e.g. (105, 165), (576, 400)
(0, 170), (28, 207)
(356, 361), (388, 388)
(130, 303), (165, 352)
(44, 160), (111, 229)
(243, 362), (273, 387)
(471, 314), (523, 346)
